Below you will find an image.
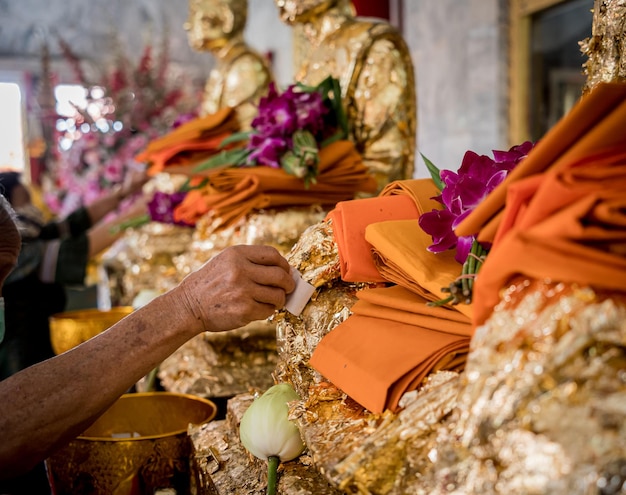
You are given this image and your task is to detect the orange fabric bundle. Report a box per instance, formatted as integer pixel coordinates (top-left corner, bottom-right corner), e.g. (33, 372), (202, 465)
(328, 196), (419, 282)
(456, 82), (626, 241)
(354, 285), (472, 336)
(452, 82), (626, 326)
(365, 219), (474, 320)
(172, 140), (378, 227)
(327, 179), (441, 283)
(471, 145), (626, 325)
(309, 179), (476, 413)
(309, 286), (471, 413)
(135, 108), (240, 175)
(379, 178), (442, 206)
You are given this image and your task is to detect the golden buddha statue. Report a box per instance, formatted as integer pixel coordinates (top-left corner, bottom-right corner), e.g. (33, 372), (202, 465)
(135, 0), (417, 406)
(275, 0), (417, 191)
(185, 0), (274, 129)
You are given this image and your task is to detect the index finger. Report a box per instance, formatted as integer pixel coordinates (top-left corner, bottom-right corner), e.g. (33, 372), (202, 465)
(241, 245), (291, 272)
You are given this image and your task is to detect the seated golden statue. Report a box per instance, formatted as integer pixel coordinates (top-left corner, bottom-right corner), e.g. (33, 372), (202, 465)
(275, 0), (417, 191)
(185, 0), (274, 129)
(122, 0), (418, 405)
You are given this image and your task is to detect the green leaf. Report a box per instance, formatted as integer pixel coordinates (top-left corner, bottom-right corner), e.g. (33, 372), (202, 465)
(193, 148), (251, 172)
(325, 77), (349, 139)
(109, 213), (151, 233)
(420, 152), (445, 191)
(319, 130), (345, 148)
(300, 76), (348, 141)
(181, 177), (208, 192)
(219, 131), (252, 148)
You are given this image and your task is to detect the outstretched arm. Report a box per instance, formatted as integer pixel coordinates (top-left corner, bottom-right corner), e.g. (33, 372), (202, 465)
(0, 244), (295, 478)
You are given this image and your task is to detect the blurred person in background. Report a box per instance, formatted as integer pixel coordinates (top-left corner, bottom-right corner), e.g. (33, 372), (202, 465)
(0, 170), (148, 380)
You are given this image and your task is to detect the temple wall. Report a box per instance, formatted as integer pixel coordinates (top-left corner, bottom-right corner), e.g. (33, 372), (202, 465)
(403, 0), (508, 177)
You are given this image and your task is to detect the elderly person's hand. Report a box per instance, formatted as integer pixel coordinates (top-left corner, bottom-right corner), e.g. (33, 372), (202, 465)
(174, 244), (296, 334)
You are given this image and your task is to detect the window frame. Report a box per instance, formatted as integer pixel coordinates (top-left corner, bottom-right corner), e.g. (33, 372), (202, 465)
(508, 0), (570, 145)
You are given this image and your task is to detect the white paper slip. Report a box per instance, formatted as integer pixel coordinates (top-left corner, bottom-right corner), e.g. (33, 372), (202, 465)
(284, 267), (316, 316)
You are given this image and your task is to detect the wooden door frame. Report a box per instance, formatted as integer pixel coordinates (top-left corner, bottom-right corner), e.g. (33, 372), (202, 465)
(508, 0), (568, 145)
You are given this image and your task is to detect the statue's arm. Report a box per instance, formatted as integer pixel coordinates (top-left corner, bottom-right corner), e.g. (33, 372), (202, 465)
(349, 36), (417, 189)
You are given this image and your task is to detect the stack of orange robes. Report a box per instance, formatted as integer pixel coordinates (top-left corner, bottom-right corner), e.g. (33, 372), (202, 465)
(328, 179), (439, 283)
(310, 178), (474, 414)
(135, 107), (240, 176)
(171, 140), (378, 228)
(456, 82), (626, 326)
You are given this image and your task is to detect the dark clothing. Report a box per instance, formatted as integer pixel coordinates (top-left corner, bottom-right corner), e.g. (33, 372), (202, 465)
(0, 179), (93, 495)
(0, 462), (51, 495)
(0, 207), (92, 379)
(0, 271), (66, 377)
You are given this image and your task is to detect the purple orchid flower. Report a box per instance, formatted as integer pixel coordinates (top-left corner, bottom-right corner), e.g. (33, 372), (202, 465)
(419, 141), (534, 264)
(244, 81), (331, 174)
(247, 135), (289, 168)
(147, 191), (193, 226)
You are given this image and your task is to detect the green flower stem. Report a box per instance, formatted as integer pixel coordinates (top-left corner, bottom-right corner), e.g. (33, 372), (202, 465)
(427, 295), (456, 307)
(461, 250), (471, 300)
(109, 213), (151, 234)
(465, 242), (479, 298)
(467, 243), (488, 301)
(267, 455), (280, 495)
(465, 240), (486, 300)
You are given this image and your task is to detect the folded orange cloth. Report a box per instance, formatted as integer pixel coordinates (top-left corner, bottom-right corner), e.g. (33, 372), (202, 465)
(456, 82), (626, 242)
(328, 196), (419, 282)
(471, 144), (626, 326)
(310, 186), (475, 413)
(471, 145), (626, 325)
(353, 285), (472, 336)
(379, 178), (442, 206)
(365, 219), (474, 320)
(172, 140), (378, 227)
(309, 312), (470, 413)
(135, 108), (240, 175)
(328, 179), (441, 283)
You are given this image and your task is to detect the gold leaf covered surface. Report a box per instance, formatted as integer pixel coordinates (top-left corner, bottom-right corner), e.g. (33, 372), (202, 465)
(193, 215), (626, 494)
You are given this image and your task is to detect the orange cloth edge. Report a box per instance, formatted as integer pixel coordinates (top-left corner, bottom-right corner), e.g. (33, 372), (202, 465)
(456, 82), (626, 239)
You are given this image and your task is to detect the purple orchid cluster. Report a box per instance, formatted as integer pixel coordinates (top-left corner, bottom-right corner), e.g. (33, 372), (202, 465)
(246, 82), (329, 168)
(193, 76), (346, 187)
(147, 191), (194, 227)
(419, 141), (534, 264)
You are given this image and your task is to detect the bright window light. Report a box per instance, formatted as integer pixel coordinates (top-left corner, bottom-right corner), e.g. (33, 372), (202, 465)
(0, 82), (26, 171)
(55, 84), (89, 117)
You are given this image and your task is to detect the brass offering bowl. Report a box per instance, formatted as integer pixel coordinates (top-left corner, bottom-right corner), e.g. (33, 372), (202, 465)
(46, 392), (217, 495)
(49, 307), (134, 355)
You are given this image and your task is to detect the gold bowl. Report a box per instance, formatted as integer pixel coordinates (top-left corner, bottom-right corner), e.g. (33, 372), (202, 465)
(46, 392), (217, 495)
(49, 307), (134, 355)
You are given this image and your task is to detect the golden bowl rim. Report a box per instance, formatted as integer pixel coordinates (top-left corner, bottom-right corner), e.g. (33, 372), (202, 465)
(49, 306), (135, 321)
(76, 392), (218, 442)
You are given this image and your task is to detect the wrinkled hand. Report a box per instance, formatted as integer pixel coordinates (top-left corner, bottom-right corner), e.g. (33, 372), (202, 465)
(176, 245), (296, 333)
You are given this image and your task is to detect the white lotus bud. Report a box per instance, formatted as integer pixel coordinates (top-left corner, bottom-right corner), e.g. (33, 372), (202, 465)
(239, 383), (305, 462)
